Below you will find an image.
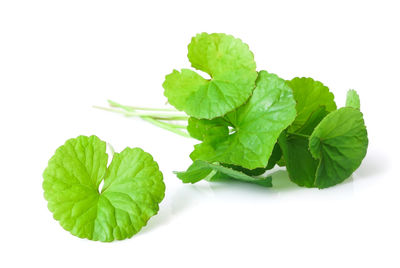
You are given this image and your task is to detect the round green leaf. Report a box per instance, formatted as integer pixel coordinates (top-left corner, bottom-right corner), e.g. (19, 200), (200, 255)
(287, 77), (336, 131)
(309, 107), (368, 188)
(189, 71), (297, 169)
(163, 33), (257, 119)
(43, 135), (165, 242)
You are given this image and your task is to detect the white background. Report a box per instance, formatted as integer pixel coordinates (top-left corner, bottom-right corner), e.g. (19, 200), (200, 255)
(1, 0), (399, 267)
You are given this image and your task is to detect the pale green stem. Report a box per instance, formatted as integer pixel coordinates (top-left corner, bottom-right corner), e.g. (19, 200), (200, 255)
(93, 105), (190, 138)
(204, 170), (218, 182)
(170, 124), (187, 129)
(108, 100), (187, 117)
(93, 105), (188, 121)
(117, 105), (177, 112)
(141, 117), (190, 138)
(108, 100), (188, 120)
(108, 99), (178, 111)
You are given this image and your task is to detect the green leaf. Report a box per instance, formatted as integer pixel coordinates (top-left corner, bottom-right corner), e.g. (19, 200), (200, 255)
(309, 107), (368, 188)
(223, 142), (282, 175)
(189, 71), (297, 169)
(163, 33), (257, 119)
(278, 132), (319, 187)
(265, 143), (283, 170)
(278, 106), (329, 187)
(187, 116), (229, 141)
(346, 89), (360, 109)
(287, 77), (336, 131)
(175, 160), (213, 184)
(43, 135), (165, 242)
(294, 106), (329, 135)
(175, 160), (272, 187)
(280, 107), (368, 188)
(276, 156), (286, 167)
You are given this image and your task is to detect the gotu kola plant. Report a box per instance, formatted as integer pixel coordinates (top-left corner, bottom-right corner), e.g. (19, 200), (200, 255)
(96, 32), (368, 189)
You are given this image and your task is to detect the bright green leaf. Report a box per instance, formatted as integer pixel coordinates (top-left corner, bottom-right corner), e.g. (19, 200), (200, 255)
(287, 77), (336, 131)
(175, 160), (272, 187)
(187, 116), (229, 141)
(175, 160), (213, 184)
(163, 33), (257, 119)
(224, 143), (282, 175)
(189, 71), (297, 169)
(43, 135), (165, 242)
(346, 89), (360, 109)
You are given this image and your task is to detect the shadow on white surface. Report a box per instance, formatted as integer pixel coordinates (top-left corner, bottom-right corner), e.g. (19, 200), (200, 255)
(138, 159), (378, 235)
(269, 170), (298, 191)
(269, 169), (356, 194)
(356, 149), (389, 179)
(139, 185), (205, 234)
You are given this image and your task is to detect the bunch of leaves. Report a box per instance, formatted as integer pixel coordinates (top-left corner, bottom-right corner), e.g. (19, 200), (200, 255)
(99, 33), (368, 189)
(43, 135), (165, 241)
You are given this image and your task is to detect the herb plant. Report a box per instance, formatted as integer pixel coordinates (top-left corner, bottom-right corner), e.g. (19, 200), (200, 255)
(43, 135), (165, 241)
(98, 32), (368, 189)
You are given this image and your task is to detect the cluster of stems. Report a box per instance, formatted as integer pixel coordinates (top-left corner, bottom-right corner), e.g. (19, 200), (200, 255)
(94, 100), (190, 138)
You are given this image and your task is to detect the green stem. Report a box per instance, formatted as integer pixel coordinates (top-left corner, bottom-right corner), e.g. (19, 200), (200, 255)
(148, 115), (189, 121)
(170, 124), (187, 129)
(143, 118), (187, 129)
(93, 106), (131, 116)
(141, 117), (191, 138)
(108, 100), (177, 111)
(93, 105), (188, 120)
(120, 105), (177, 112)
(93, 105), (190, 138)
(108, 100), (188, 118)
